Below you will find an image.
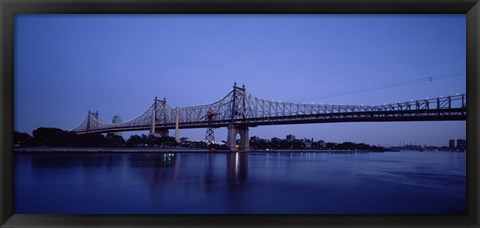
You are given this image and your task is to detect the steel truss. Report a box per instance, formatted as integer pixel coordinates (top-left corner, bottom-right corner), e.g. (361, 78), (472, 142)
(71, 84), (467, 134)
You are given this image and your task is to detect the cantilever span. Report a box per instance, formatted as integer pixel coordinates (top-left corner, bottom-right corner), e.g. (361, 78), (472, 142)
(71, 83), (466, 151)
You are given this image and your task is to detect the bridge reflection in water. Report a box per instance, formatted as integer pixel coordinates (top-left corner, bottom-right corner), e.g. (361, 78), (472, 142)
(16, 151), (466, 214)
(24, 152), (249, 195)
(226, 152), (248, 182)
(123, 153), (250, 194)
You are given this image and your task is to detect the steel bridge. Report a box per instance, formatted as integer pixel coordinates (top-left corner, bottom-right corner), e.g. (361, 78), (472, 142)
(71, 83), (466, 151)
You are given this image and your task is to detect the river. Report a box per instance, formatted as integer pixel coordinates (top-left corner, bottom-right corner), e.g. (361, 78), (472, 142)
(14, 150), (466, 214)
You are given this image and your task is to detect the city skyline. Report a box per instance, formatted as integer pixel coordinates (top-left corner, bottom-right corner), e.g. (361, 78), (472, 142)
(14, 14), (466, 146)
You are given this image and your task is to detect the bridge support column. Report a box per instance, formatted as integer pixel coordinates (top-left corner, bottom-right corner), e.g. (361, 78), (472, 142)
(226, 125), (235, 150)
(151, 97), (158, 136)
(175, 107), (180, 143)
(226, 125), (250, 151)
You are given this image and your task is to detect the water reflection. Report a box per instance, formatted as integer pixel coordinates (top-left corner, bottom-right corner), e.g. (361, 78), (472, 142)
(136, 154), (176, 194)
(226, 152), (248, 182)
(15, 151), (466, 214)
(25, 152), (250, 196)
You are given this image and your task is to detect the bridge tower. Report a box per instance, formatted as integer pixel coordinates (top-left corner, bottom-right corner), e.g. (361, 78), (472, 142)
(86, 110), (99, 132)
(151, 97), (169, 137)
(175, 107), (180, 143)
(150, 97), (158, 136)
(226, 82), (250, 151)
(86, 110), (91, 132)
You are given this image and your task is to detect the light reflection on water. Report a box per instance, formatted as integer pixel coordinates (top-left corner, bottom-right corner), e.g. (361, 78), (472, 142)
(14, 151), (465, 214)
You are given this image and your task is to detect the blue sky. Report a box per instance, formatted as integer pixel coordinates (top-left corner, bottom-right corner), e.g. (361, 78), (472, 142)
(14, 14), (466, 147)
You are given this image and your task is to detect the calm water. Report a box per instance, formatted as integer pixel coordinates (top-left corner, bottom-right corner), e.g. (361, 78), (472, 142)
(14, 150), (466, 214)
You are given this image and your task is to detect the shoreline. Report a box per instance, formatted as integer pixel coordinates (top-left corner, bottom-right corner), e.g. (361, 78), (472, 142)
(14, 147), (402, 154)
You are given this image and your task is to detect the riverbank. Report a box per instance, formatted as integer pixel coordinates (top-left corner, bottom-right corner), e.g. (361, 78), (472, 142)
(14, 147), (213, 153)
(14, 147), (400, 154)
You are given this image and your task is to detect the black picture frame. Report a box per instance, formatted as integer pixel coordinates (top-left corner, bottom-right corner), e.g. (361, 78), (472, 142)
(1, 0), (479, 227)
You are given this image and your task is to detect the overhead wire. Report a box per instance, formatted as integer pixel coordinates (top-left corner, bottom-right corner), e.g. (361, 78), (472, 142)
(291, 70), (466, 102)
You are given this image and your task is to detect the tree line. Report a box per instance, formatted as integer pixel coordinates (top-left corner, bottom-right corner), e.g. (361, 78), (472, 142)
(14, 127), (177, 148)
(15, 127), (385, 151)
(250, 137), (386, 151)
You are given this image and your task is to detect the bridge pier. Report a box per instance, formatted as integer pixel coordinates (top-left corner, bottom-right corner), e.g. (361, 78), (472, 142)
(226, 125), (249, 151)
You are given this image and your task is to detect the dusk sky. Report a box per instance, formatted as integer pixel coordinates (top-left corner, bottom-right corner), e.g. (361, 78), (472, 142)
(14, 14), (466, 147)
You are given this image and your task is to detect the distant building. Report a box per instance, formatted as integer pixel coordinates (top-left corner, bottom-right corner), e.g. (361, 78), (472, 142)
(271, 137), (281, 141)
(286, 134), (295, 142)
(304, 138), (312, 148)
(317, 140), (326, 149)
(111, 115), (122, 137)
(449, 139), (455, 149)
(250, 136), (261, 142)
(180, 137), (190, 145)
(456, 139), (466, 151)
